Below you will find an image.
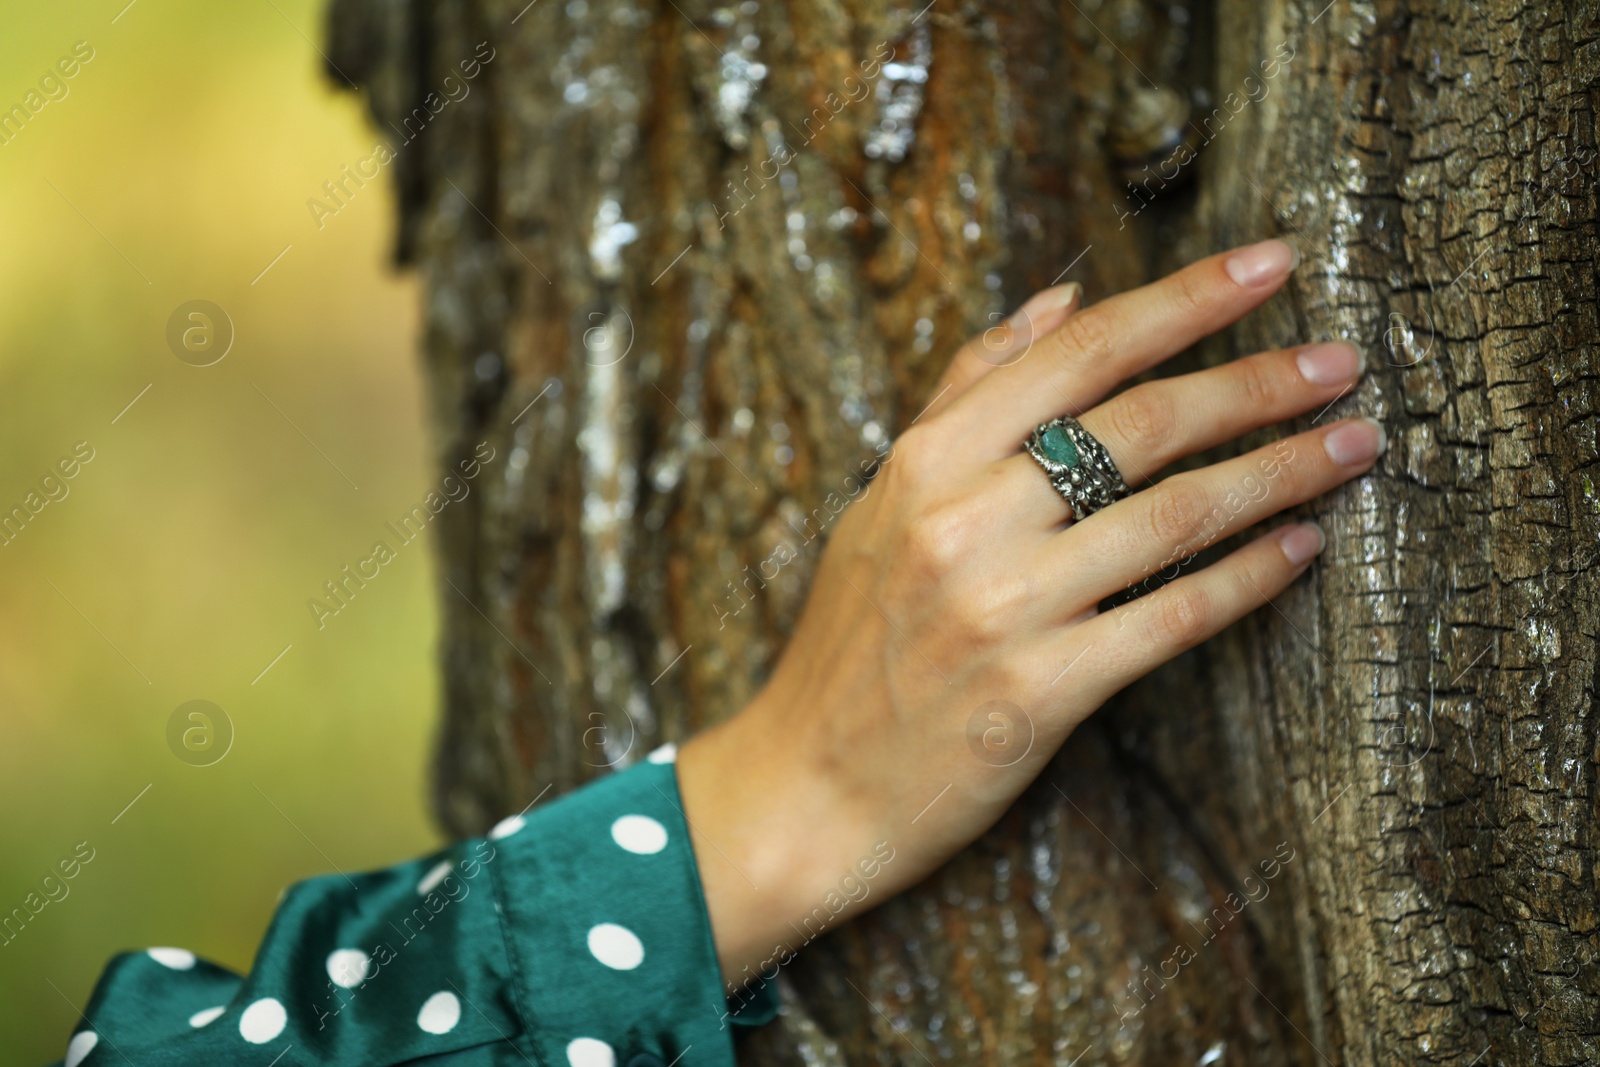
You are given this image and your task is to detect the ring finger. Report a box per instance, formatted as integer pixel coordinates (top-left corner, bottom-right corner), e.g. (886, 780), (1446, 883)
(1041, 416), (1386, 613)
(1002, 339), (1365, 527)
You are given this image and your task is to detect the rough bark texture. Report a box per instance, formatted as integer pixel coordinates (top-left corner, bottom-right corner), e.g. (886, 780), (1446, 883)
(327, 0), (1600, 1063)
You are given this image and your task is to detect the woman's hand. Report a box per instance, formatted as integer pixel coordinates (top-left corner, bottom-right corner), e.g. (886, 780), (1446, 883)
(676, 240), (1381, 989)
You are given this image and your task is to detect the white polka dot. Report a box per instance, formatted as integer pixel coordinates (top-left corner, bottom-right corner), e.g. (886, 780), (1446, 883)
(326, 948), (371, 988)
(64, 1031), (97, 1067)
(488, 814), (525, 840)
(416, 991), (461, 1035)
(586, 923), (644, 970)
(146, 946), (196, 970)
(189, 1005), (225, 1028)
(417, 859), (452, 895)
(646, 743), (677, 764)
(610, 814), (668, 855)
(239, 998), (287, 1044)
(566, 1036), (616, 1067)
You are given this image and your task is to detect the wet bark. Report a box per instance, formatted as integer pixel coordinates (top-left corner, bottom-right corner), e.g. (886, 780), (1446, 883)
(327, 0), (1600, 1063)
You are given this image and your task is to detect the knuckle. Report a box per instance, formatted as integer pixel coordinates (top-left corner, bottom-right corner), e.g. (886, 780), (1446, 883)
(1167, 267), (1211, 316)
(903, 500), (972, 574)
(1234, 462), (1278, 510)
(1235, 555), (1278, 607)
(1234, 356), (1279, 411)
(960, 599), (1011, 647)
(993, 654), (1038, 697)
(1103, 386), (1172, 459)
(1152, 586), (1212, 647)
(969, 573), (1035, 637)
(1055, 308), (1117, 369)
(1145, 481), (1216, 550)
(886, 425), (942, 487)
(1259, 440), (1311, 497)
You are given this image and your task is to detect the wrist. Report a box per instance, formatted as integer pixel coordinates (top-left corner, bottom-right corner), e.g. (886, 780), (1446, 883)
(676, 690), (884, 989)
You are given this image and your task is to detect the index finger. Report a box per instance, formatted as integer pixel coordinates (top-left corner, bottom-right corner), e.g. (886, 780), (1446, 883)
(935, 240), (1300, 459)
(917, 283), (1083, 424)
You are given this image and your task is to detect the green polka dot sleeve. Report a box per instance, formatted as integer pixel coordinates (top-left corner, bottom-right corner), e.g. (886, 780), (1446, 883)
(51, 750), (778, 1067)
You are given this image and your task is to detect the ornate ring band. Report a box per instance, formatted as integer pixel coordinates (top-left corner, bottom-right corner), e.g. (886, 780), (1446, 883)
(1023, 415), (1132, 521)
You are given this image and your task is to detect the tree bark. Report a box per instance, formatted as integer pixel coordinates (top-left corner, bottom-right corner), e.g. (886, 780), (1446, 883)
(327, 0), (1600, 1063)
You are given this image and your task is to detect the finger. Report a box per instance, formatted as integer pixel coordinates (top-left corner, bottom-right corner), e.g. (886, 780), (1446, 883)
(1079, 340), (1363, 490)
(920, 284), (1082, 423)
(1044, 522), (1325, 702)
(939, 240), (1300, 459)
(1043, 416), (1383, 612)
(998, 340), (1364, 528)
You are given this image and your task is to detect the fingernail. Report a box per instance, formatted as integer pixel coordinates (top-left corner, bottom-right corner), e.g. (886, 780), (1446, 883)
(1043, 282), (1083, 312)
(1224, 240), (1298, 287)
(1279, 522), (1325, 566)
(1296, 342), (1363, 385)
(1007, 283), (1081, 339)
(1323, 417), (1386, 466)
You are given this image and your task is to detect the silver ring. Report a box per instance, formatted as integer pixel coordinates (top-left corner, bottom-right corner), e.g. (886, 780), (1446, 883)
(1023, 415), (1132, 521)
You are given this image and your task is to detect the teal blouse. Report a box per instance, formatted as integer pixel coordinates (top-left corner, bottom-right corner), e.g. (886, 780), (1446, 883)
(53, 750), (777, 1067)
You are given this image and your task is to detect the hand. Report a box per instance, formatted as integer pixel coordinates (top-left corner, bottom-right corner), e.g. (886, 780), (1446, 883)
(676, 240), (1381, 989)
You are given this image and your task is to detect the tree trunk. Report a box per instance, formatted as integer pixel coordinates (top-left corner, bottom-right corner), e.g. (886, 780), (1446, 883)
(326, 0), (1600, 1063)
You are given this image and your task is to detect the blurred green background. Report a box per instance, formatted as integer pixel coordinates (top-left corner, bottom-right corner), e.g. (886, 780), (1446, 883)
(0, 2), (443, 1061)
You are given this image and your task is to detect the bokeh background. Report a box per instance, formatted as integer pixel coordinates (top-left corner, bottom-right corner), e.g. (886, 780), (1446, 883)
(0, 2), (442, 1061)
